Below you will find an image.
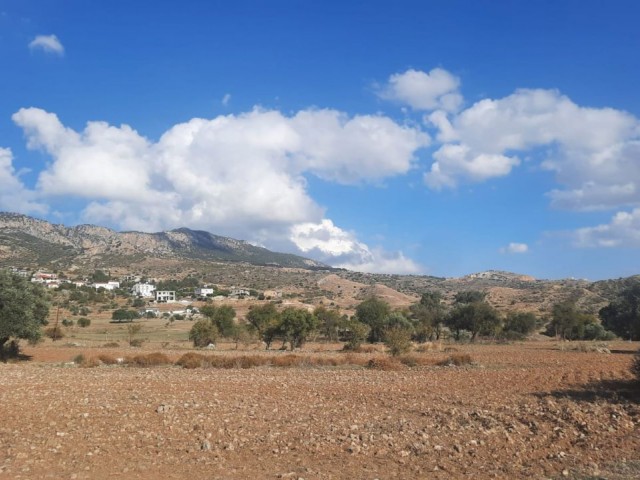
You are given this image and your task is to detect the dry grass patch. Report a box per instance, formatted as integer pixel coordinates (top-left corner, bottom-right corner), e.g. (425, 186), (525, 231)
(397, 353), (437, 367)
(96, 354), (119, 365)
(366, 356), (404, 371)
(414, 342), (443, 353)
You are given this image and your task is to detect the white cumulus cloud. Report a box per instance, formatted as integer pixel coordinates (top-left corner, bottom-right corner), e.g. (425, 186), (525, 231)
(29, 34), (64, 55)
(290, 219), (422, 274)
(12, 106), (426, 273)
(0, 147), (47, 214)
(424, 88), (640, 207)
(377, 68), (463, 112)
(574, 209), (640, 248)
(499, 242), (529, 254)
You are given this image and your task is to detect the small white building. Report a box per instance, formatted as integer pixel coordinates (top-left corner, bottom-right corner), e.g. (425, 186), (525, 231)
(132, 282), (156, 298)
(155, 290), (176, 303)
(195, 287), (215, 297)
(9, 267), (30, 278)
(230, 288), (250, 297)
(94, 281), (120, 291)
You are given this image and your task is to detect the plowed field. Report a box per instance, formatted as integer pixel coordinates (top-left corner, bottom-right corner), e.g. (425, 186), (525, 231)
(1, 342), (638, 479)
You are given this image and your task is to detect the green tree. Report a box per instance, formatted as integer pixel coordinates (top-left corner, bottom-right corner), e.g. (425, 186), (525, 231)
(132, 298), (146, 308)
(0, 270), (50, 358)
(503, 312), (538, 336)
(111, 309), (140, 322)
(546, 302), (604, 340)
(454, 290), (487, 304)
(314, 306), (343, 341)
(447, 302), (501, 341)
(213, 305), (236, 337)
(342, 319), (370, 350)
(411, 291), (446, 341)
(279, 307), (318, 350)
(92, 270), (110, 283)
(246, 303), (281, 349)
(189, 319), (219, 347)
(356, 297), (391, 343)
(599, 282), (640, 341)
(384, 327), (412, 356)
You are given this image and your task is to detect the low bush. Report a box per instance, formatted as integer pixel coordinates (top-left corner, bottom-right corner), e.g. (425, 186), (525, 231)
(176, 352), (204, 369)
(79, 357), (100, 368)
(44, 326), (65, 341)
(103, 342), (120, 348)
(129, 352), (171, 367)
(129, 339), (144, 347)
(72, 354), (85, 364)
(77, 317), (91, 328)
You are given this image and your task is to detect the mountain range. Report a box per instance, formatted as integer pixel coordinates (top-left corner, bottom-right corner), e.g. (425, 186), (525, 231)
(0, 212), (327, 270)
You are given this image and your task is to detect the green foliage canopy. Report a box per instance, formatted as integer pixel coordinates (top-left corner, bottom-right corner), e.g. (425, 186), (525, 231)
(0, 270), (50, 351)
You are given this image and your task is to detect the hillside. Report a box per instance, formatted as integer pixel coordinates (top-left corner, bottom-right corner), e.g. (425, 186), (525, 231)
(0, 212), (328, 270)
(0, 212), (637, 316)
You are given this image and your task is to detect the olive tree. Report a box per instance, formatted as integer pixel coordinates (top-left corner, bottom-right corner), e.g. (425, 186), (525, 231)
(356, 297), (390, 343)
(0, 270), (49, 358)
(279, 307), (318, 350)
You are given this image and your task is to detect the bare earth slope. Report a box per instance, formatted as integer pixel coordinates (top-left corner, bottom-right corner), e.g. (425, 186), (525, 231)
(1, 343), (638, 480)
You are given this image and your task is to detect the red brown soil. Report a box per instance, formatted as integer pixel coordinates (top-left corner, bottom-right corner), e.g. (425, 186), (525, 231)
(1, 342), (639, 480)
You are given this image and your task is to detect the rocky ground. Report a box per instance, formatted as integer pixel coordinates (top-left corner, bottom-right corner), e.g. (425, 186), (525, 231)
(1, 342), (639, 480)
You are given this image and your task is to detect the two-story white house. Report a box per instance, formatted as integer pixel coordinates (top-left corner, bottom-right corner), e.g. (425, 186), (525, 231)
(132, 282), (156, 298)
(194, 287), (215, 297)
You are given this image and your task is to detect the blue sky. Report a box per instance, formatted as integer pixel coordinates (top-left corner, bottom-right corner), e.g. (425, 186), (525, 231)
(1, 0), (639, 280)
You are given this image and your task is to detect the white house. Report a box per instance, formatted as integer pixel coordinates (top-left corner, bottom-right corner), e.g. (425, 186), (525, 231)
(132, 282), (156, 298)
(230, 288), (250, 297)
(194, 287), (215, 297)
(155, 290), (176, 303)
(94, 281), (120, 291)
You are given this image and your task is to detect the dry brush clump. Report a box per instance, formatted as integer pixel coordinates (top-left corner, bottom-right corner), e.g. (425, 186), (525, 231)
(366, 356), (404, 371)
(96, 354), (119, 365)
(175, 352), (204, 369)
(173, 352), (373, 370)
(126, 352), (172, 367)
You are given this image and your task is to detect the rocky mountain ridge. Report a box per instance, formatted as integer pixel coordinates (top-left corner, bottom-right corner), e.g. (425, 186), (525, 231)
(0, 212), (328, 270)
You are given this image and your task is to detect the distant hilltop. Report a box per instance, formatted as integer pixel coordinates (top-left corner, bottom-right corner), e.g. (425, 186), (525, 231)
(462, 270), (537, 282)
(0, 212), (329, 270)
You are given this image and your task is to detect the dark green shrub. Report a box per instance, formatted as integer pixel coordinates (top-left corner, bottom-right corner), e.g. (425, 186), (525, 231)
(77, 317), (91, 328)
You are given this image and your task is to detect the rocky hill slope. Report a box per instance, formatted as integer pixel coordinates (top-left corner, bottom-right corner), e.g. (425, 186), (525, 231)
(0, 212), (328, 270)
